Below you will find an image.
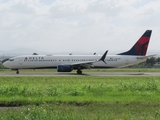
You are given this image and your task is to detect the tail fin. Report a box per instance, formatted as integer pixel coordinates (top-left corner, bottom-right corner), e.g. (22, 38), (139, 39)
(118, 30), (152, 56)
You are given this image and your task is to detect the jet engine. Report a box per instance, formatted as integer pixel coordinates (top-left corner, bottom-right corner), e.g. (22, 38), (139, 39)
(57, 65), (72, 72)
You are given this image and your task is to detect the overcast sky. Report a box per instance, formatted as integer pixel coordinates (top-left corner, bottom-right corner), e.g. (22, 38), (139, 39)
(0, 0), (160, 55)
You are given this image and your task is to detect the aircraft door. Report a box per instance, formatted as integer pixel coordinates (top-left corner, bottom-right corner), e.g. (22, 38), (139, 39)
(19, 58), (23, 65)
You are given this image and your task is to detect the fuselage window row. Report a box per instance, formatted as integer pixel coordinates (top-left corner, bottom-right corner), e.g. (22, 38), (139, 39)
(23, 59), (96, 62)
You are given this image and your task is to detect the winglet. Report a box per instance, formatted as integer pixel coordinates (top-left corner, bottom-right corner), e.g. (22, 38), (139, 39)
(99, 50), (108, 64)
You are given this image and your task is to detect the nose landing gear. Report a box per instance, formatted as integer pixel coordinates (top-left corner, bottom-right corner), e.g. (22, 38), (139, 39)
(77, 69), (82, 74)
(13, 69), (19, 74)
(16, 70), (19, 74)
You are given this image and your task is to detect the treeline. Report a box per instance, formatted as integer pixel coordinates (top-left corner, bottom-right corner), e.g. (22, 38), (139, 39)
(129, 57), (160, 68)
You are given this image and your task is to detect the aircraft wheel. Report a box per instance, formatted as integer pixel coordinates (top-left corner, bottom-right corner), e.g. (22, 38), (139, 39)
(77, 70), (82, 74)
(16, 70), (19, 74)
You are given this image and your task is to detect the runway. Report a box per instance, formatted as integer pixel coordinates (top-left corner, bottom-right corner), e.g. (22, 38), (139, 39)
(0, 72), (160, 76)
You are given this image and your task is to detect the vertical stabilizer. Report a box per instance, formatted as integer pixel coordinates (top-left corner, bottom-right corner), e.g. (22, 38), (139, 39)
(118, 30), (152, 56)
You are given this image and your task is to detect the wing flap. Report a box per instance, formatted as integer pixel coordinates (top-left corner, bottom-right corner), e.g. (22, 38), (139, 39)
(67, 50), (108, 69)
(71, 61), (96, 69)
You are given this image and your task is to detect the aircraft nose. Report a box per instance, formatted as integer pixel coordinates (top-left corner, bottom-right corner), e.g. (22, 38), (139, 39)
(3, 61), (10, 68)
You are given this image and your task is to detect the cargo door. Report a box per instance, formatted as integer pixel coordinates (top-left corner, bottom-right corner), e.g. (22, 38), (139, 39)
(125, 58), (129, 65)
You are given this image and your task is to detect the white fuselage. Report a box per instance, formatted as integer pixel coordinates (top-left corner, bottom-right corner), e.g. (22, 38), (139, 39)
(3, 54), (147, 70)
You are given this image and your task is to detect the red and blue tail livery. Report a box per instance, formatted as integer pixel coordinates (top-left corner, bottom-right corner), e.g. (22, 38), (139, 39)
(118, 30), (152, 56)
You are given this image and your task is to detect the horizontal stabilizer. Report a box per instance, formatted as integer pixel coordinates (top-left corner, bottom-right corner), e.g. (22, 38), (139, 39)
(137, 54), (157, 59)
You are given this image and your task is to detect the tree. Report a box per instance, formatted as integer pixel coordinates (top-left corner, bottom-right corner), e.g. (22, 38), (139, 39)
(156, 57), (160, 64)
(33, 53), (38, 55)
(2, 58), (9, 63)
(146, 57), (157, 67)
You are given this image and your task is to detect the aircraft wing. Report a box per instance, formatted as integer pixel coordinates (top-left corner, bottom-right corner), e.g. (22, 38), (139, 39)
(71, 61), (96, 69)
(70, 50), (108, 69)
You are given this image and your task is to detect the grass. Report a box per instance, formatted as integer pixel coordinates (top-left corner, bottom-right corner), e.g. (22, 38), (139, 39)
(1, 103), (160, 120)
(1, 76), (160, 119)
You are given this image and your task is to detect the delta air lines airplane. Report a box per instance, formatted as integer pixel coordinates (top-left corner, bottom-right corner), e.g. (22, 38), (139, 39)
(3, 30), (154, 74)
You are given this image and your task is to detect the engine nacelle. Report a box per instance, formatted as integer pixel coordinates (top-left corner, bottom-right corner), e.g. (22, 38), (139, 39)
(57, 65), (72, 72)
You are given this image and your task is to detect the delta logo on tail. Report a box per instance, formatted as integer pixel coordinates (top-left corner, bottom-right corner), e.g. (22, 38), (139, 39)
(118, 30), (152, 56)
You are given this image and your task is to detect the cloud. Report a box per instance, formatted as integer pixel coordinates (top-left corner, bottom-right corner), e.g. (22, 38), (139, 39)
(49, 0), (87, 18)
(0, 0), (160, 54)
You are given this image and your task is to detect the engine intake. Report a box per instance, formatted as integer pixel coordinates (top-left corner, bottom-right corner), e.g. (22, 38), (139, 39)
(57, 65), (72, 72)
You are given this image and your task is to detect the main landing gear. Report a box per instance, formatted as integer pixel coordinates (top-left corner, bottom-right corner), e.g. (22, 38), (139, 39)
(15, 69), (19, 74)
(77, 69), (82, 74)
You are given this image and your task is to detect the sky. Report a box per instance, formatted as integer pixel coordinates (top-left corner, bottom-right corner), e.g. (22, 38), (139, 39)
(0, 0), (160, 55)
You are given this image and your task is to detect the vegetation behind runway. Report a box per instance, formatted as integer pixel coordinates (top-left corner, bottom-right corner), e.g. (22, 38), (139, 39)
(1, 76), (160, 119)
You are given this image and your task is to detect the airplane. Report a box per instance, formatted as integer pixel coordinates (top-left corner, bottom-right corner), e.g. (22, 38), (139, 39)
(3, 30), (154, 74)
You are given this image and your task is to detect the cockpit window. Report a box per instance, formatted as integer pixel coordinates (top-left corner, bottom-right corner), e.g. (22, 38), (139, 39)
(9, 59), (14, 61)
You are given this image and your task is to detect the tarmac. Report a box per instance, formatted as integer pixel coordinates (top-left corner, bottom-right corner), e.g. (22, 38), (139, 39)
(0, 72), (160, 76)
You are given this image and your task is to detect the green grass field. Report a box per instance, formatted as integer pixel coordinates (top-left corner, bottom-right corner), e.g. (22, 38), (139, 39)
(1, 75), (160, 119)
